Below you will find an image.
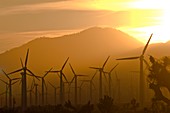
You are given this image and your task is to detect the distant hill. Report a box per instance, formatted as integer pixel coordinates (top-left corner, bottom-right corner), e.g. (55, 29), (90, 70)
(0, 27), (143, 75)
(121, 41), (170, 57)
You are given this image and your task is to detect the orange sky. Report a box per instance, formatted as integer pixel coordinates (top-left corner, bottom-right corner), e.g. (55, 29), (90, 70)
(0, 0), (169, 53)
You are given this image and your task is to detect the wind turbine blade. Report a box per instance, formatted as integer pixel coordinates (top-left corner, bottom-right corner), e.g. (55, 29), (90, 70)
(103, 71), (108, 74)
(61, 57), (69, 71)
(26, 69), (34, 76)
(102, 56), (110, 68)
(7, 68), (23, 75)
(77, 75), (88, 77)
(27, 69), (40, 81)
(69, 63), (76, 75)
(109, 63), (119, 73)
(20, 58), (24, 68)
(116, 56), (140, 60)
(92, 81), (96, 90)
(11, 80), (20, 85)
(11, 78), (21, 81)
(25, 49), (29, 67)
(56, 72), (60, 78)
(2, 70), (10, 80)
(63, 73), (68, 83)
(33, 76), (41, 78)
(142, 33), (153, 55)
(34, 76), (41, 81)
(80, 81), (84, 88)
(44, 68), (53, 78)
(25, 73), (32, 76)
(48, 81), (55, 88)
(69, 76), (75, 85)
(48, 71), (60, 73)
(89, 67), (100, 70)
(19, 79), (22, 86)
(0, 79), (8, 85)
(91, 70), (98, 80)
(115, 71), (119, 81)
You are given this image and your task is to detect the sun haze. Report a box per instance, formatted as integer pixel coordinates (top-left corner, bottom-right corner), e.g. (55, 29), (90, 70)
(0, 0), (169, 52)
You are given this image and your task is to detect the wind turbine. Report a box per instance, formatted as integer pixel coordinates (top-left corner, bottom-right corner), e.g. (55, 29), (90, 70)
(0, 91), (6, 107)
(69, 63), (87, 106)
(34, 83), (39, 106)
(5, 84), (8, 107)
(67, 82), (74, 101)
(130, 71), (140, 100)
(7, 49), (39, 111)
(78, 80), (89, 104)
(45, 84), (49, 105)
(48, 57), (69, 104)
(48, 81), (59, 105)
(62, 81), (71, 103)
(27, 78), (35, 106)
(77, 81), (85, 105)
(0, 73), (19, 109)
(89, 56), (110, 99)
(80, 71), (97, 103)
(115, 71), (120, 103)
(37, 68), (52, 106)
(116, 34), (153, 106)
(103, 63), (119, 97)
(0, 82), (8, 107)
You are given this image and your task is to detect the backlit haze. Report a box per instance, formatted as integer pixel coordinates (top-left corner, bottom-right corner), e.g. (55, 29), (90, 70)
(0, 0), (169, 53)
(1, 0), (170, 107)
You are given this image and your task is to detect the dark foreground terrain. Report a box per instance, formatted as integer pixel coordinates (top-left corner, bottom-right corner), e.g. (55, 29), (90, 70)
(0, 96), (169, 113)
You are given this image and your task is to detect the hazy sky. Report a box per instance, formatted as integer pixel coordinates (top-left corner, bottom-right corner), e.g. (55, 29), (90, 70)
(0, 0), (169, 53)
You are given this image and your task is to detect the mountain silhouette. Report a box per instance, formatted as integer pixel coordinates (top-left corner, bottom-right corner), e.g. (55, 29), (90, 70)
(0, 27), (143, 75)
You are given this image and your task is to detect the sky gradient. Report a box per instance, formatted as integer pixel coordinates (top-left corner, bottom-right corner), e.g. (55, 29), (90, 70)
(0, 0), (169, 53)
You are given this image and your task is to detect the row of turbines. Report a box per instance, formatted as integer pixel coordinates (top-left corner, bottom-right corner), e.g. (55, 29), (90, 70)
(0, 51), (119, 111)
(0, 33), (153, 111)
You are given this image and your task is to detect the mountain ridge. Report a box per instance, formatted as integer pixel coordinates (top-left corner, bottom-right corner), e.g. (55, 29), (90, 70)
(0, 27), (143, 73)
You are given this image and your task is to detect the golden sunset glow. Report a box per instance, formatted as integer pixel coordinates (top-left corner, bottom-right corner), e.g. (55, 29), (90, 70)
(0, 0), (170, 53)
(116, 0), (170, 43)
(1, 1), (170, 110)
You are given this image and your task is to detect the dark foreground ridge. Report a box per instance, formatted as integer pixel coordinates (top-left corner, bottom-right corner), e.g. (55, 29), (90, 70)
(0, 95), (169, 113)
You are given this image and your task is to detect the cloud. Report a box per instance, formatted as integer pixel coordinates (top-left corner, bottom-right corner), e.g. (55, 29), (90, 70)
(0, 0), (132, 15)
(0, 0), (68, 8)
(0, 10), (130, 32)
(0, 0), (162, 39)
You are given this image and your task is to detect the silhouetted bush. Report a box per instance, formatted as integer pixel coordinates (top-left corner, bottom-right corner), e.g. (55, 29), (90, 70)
(97, 95), (117, 113)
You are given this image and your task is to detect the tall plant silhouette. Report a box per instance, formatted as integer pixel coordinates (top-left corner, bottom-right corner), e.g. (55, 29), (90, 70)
(130, 98), (139, 112)
(64, 100), (76, 112)
(97, 95), (114, 113)
(148, 56), (170, 105)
